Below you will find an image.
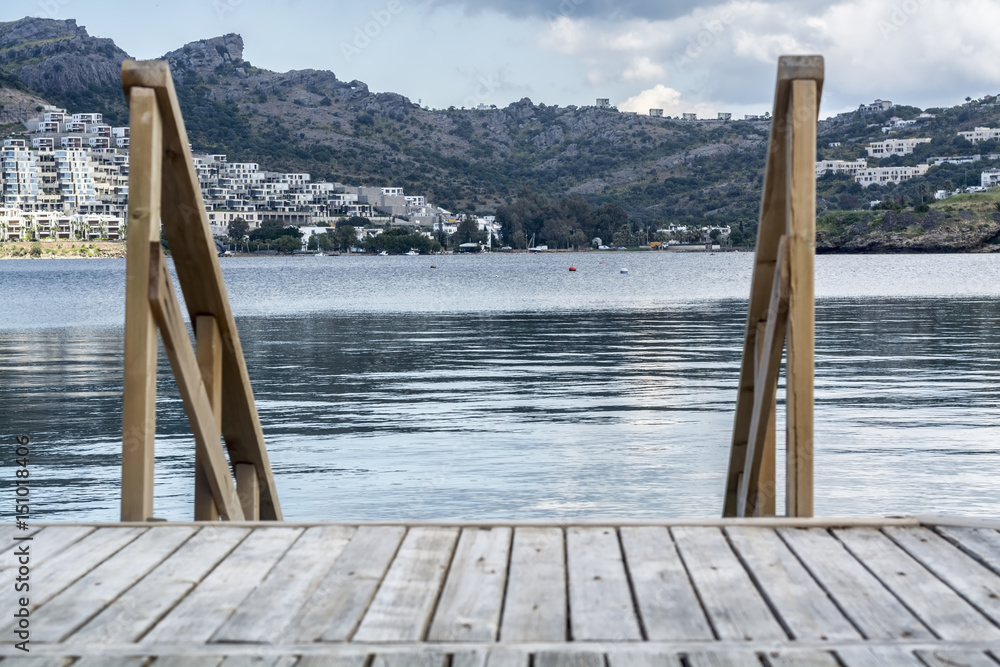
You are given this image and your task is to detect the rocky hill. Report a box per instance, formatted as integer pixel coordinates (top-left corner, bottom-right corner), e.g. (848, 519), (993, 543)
(1, 16), (999, 251)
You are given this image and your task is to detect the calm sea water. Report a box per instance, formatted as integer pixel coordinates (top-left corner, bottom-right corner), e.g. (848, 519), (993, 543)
(1, 252), (999, 521)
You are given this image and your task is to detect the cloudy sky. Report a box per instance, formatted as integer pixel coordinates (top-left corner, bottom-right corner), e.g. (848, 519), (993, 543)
(3, 0), (999, 117)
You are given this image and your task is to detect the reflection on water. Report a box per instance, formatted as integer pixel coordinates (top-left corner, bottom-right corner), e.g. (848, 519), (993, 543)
(0, 254), (998, 521)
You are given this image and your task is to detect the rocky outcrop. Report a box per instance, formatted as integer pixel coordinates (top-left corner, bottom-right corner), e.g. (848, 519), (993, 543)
(162, 34), (244, 82)
(0, 17), (127, 95)
(816, 209), (1000, 253)
(0, 88), (50, 123)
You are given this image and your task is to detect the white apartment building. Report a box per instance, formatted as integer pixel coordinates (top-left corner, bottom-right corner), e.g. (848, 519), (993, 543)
(866, 138), (931, 157)
(2, 139), (40, 209)
(928, 155), (981, 166)
(860, 99), (893, 113)
(816, 159), (868, 177)
(72, 113), (102, 124)
(649, 109), (663, 117)
(958, 127), (1000, 144)
(54, 150), (97, 208)
(0, 208), (122, 241)
(855, 164), (930, 187)
(982, 169), (1000, 188)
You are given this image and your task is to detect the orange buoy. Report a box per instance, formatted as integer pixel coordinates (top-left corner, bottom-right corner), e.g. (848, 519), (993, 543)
(569, 266), (577, 272)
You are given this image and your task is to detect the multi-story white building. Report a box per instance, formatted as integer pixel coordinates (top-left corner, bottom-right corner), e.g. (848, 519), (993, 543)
(816, 159), (868, 177)
(2, 139), (40, 209)
(866, 138), (931, 157)
(958, 127), (1000, 144)
(982, 169), (1000, 188)
(855, 164), (930, 188)
(649, 109), (663, 117)
(54, 150), (97, 209)
(859, 99), (893, 114)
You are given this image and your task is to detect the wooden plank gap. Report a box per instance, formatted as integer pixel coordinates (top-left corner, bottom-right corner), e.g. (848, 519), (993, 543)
(616, 527), (649, 641)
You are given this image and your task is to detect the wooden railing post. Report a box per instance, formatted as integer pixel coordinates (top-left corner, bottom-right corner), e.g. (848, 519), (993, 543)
(723, 56), (822, 518)
(121, 87), (162, 522)
(121, 59), (282, 522)
(195, 315), (222, 521)
(785, 79), (817, 518)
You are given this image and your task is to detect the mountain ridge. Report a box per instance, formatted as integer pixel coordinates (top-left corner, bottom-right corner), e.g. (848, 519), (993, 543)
(2, 16), (999, 250)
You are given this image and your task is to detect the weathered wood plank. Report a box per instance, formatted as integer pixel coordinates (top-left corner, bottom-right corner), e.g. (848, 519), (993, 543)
(499, 527), (566, 642)
(213, 526), (355, 644)
(371, 653), (446, 667)
(619, 526), (713, 640)
(218, 657), (298, 667)
(0, 526), (93, 577)
(0, 526), (146, 636)
(32, 526), (195, 642)
(885, 525), (1000, 627)
(290, 525), (405, 642)
(566, 526), (642, 641)
(150, 658), (222, 667)
(142, 527), (301, 643)
(834, 647), (923, 667)
(836, 527), (1000, 641)
(70, 526), (249, 644)
(670, 526), (786, 641)
(914, 649), (1000, 667)
(0, 658), (74, 667)
(937, 525), (1000, 575)
(607, 651), (682, 666)
(778, 527), (932, 640)
(73, 659), (147, 667)
(122, 59), (281, 521)
(534, 652), (605, 667)
(764, 652), (839, 667)
(121, 83), (162, 522)
(452, 649), (529, 667)
(427, 527), (511, 642)
(685, 652), (761, 667)
(294, 657), (368, 667)
(725, 526), (859, 640)
(353, 527), (459, 642)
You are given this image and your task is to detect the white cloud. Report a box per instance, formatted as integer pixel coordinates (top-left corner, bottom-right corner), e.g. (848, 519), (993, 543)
(622, 56), (666, 82)
(532, 0), (1000, 115)
(618, 84), (718, 117)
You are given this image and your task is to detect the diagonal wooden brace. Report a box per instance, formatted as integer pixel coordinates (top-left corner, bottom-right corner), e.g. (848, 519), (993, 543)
(148, 242), (244, 520)
(737, 236), (790, 517)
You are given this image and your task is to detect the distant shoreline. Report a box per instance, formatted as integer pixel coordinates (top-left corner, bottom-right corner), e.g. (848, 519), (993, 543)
(0, 240), (126, 260)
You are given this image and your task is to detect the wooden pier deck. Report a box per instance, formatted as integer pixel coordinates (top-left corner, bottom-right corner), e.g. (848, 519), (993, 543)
(5, 518), (1000, 666)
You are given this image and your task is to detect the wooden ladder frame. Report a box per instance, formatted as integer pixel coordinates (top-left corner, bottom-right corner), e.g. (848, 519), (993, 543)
(120, 60), (282, 522)
(723, 56), (824, 518)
